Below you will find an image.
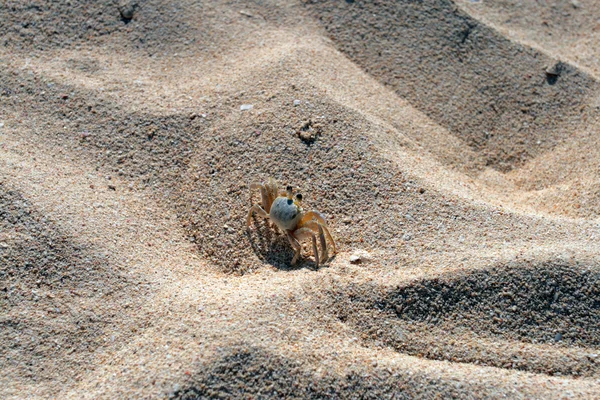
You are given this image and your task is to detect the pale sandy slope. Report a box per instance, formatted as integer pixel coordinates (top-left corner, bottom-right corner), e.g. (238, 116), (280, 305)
(1, 0), (600, 398)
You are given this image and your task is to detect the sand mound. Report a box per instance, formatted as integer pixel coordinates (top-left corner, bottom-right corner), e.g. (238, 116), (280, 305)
(457, 0), (600, 78)
(0, 183), (146, 396)
(328, 260), (600, 377)
(173, 346), (525, 399)
(304, 0), (600, 172)
(304, 0), (600, 220)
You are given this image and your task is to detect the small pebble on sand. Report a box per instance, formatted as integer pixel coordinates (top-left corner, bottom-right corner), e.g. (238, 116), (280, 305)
(240, 104), (254, 111)
(349, 250), (371, 264)
(554, 333), (563, 341)
(349, 255), (361, 263)
(118, 2), (137, 20)
(545, 62), (562, 77)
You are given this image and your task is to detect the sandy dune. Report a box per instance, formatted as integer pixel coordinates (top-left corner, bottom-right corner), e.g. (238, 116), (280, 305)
(1, 0), (600, 398)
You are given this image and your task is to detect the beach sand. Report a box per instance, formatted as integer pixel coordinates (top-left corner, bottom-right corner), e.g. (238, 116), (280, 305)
(1, 0), (600, 398)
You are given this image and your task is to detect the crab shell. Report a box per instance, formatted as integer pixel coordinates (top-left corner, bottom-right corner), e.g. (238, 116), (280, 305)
(269, 197), (303, 231)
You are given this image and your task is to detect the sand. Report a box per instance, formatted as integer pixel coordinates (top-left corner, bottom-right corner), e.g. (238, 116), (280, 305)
(1, 0), (600, 398)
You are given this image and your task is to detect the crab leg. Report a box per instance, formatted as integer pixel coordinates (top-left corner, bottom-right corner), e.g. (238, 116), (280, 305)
(299, 210), (327, 225)
(265, 177), (279, 210)
(317, 223), (327, 261)
(299, 220), (328, 261)
(250, 183), (272, 213)
(317, 223), (336, 255)
(293, 227), (320, 266)
(300, 211), (336, 255)
(246, 204), (269, 226)
(286, 231), (302, 265)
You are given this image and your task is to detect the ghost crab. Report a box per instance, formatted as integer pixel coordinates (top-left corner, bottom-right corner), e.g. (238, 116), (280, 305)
(246, 178), (336, 266)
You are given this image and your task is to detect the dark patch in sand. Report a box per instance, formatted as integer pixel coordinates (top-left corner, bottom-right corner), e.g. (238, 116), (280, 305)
(171, 347), (520, 399)
(328, 261), (600, 377)
(303, 0), (600, 171)
(0, 184), (147, 385)
(1, 0), (217, 55)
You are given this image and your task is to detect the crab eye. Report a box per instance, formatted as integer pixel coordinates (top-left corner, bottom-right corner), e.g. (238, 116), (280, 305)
(286, 185), (293, 192)
(295, 193), (303, 201)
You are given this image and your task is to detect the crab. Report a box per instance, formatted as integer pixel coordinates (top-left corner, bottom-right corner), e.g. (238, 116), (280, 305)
(246, 178), (336, 266)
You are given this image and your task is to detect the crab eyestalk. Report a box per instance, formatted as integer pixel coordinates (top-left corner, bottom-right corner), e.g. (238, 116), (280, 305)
(295, 193), (303, 205)
(286, 185), (294, 200)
